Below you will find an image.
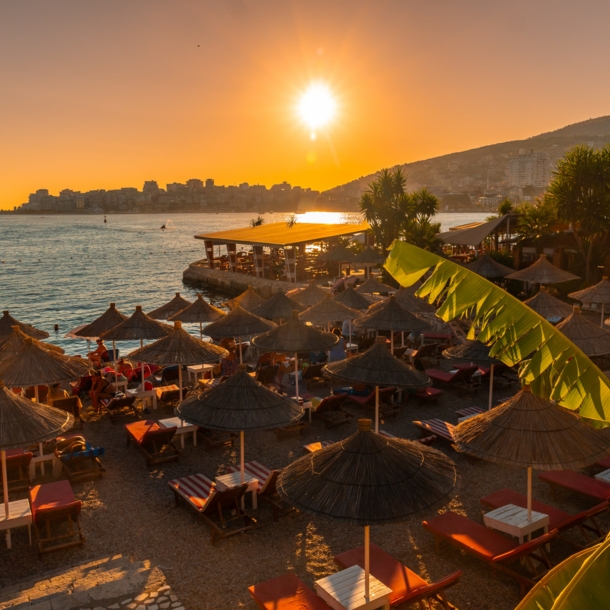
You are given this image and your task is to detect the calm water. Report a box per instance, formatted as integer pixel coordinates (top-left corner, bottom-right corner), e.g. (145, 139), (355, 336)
(0, 211), (488, 355)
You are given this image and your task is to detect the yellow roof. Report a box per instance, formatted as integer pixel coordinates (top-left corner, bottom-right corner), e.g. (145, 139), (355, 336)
(195, 221), (370, 248)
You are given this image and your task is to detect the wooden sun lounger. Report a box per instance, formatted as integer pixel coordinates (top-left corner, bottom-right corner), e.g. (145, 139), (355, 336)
(197, 428), (236, 450)
(346, 387), (400, 419)
(249, 573), (332, 610)
(412, 419), (455, 444)
(414, 386), (443, 402)
(125, 420), (180, 467)
(52, 396), (83, 429)
(481, 488), (608, 549)
(101, 394), (139, 423)
(168, 474), (256, 544)
(335, 543), (460, 609)
(54, 435), (105, 483)
(538, 470), (610, 502)
(0, 450), (33, 494)
(29, 480), (85, 555)
(425, 366), (479, 393)
(423, 511), (557, 596)
(455, 406), (485, 418)
(303, 440), (335, 454)
(312, 394), (353, 429)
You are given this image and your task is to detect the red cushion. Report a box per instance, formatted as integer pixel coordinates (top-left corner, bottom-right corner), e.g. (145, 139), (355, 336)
(539, 470), (610, 501)
(416, 387), (442, 398)
(29, 480), (81, 525)
(335, 544), (428, 605)
(597, 457), (610, 470)
(423, 511), (516, 560)
(424, 369), (454, 383)
(125, 420), (160, 444)
(5, 449), (25, 458)
(248, 573), (331, 610)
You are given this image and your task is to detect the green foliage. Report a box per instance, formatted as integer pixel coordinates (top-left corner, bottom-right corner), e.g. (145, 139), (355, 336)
(360, 168), (441, 252)
(498, 198), (513, 215)
(286, 214), (298, 229)
(385, 240), (610, 426)
(516, 197), (557, 241)
(250, 215), (265, 227)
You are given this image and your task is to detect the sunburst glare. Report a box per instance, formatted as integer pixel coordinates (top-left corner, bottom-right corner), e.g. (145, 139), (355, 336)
(297, 83), (337, 139)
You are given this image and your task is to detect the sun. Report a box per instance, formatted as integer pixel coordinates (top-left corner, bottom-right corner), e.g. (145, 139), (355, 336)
(297, 83), (337, 139)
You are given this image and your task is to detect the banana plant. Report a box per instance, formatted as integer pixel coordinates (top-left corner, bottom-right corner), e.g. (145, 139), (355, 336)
(385, 240), (610, 426)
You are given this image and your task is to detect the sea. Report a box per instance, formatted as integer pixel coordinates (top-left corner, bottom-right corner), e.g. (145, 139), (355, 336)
(0, 211), (488, 355)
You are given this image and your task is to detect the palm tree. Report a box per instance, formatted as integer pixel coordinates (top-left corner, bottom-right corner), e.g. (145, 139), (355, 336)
(250, 215), (265, 227)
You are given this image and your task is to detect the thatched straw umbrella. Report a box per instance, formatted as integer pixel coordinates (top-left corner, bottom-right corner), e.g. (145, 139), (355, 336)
(71, 302), (128, 374)
(0, 311), (48, 341)
(278, 418), (458, 599)
(100, 306), (172, 390)
(324, 337), (430, 431)
(556, 306), (610, 357)
(356, 277), (396, 295)
(466, 253), (514, 278)
(177, 364), (303, 485)
(0, 338), (89, 403)
(251, 291), (305, 322)
(443, 340), (502, 410)
(355, 296), (431, 351)
(291, 281), (328, 308)
(148, 292), (192, 320)
(0, 380), (73, 548)
(203, 305), (276, 364)
(353, 248), (385, 279)
(318, 244), (356, 262)
(334, 286), (372, 311)
(299, 294), (360, 335)
(569, 276), (610, 328)
(168, 294), (225, 339)
(391, 286), (435, 314)
(454, 386), (610, 520)
(505, 254), (580, 285)
(524, 287), (573, 321)
(252, 312), (338, 399)
(0, 326), (64, 361)
(223, 286), (266, 312)
(129, 321), (228, 402)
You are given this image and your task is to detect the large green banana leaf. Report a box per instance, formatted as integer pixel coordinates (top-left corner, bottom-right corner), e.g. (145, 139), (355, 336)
(385, 240), (610, 425)
(515, 533), (610, 610)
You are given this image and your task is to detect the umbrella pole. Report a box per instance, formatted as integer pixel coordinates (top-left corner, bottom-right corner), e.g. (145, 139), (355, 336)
(239, 336), (243, 364)
(391, 330), (394, 352)
(527, 466), (532, 521)
(2, 450), (10, 549)
(240, 431), (245, 484)
(199, 321), (203, 340)
(364, 525), (370, 600)
(178, 362), (183, 403)
(294, 352), (299, 400)
(375, 386), (379, 433)
(113, 340), (118, 382)
(488, 363), (494, 411)
(87, 339), (91, 362)
(602, 303), (605, 329)
(349, 319), (353, 345)
(141, 361), (145, 392)
(35, 386), (39, 403)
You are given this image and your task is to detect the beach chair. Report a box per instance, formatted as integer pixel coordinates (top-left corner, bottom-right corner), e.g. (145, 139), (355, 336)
(594, 456), (610, 472)
(303, 440), (336, 454)
(197, 428), (236, 450)
(275, 415), (309, 440)
(424, 366), (479, 393)
(455, 406), (485, 418)
(423, 511), (557, 596)
(125, 420), (180, 467)
(538, 470), (610, 502)
(311, 394), (353, 428)
(412, 419), (455, 444)
(0, 449), (32, 494)
(302, 363), (328, 390)
(54, 435), (105, 483)
(168, 474), (256, 544)
(335, 543), (461, 609)
(52, 395), (83, 429)
(413, 386), (443, 403)
(156, 386), (186, 409)
(249, 573), (332, 610)
(346, 387), (400, 419)
(29, 480), (85, 555)
(101, 394), (139, 423)
(480, 488), (608, 549)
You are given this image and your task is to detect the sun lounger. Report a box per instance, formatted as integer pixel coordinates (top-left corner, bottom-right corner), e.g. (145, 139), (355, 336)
(101, 394), (139, 423)
(249, 573), (332, 610)
(0, 449), (32, 493)
(335, 543), (460, 609)
(51, 396), (83, 429)
(125, 420), (180, 467)
(54, 435), (105, 483)
(197, 428), (236, 450)
(412, 419), (455, 444)
(311, 394), (353, 428)
(29, 480), (85, 555)
(480, 488), (608, 549)
(414, 387), (443, 402)
(303, 363), (328, 390)
(303, 440), (335, 454)
(423, 511), (557, 596)
(346, 386), (400, 419)
(168, 474), (256, 544)
(538, 470), (610, 502)
(595, 457), (610, 470)
(455, 406), (485, 418)
(425, 366), (479, 393)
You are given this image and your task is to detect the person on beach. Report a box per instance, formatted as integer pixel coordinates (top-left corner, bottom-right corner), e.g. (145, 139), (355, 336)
(47, 382), (69, 405)
(328, 327), (347, 362)
(219, 349), (238, 377)
(89, 371), (114, 413)
(89, 339), (108, 367)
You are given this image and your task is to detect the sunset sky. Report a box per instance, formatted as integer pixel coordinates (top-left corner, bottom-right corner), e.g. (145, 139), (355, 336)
(2, 0), (610, 209)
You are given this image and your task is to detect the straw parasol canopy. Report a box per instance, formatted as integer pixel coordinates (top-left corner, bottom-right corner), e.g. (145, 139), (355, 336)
(356, 277), (396, 295)
(100, 306), (172, 342)
(352, 247), (385, 265)
(203, 305), (276, 339)
(291, 281), (328, 307)
(0, 311), (48, 340)
(371, 288), (435, 314)
(147, 293), (192, 320)
(0, 326), (64, 361)
(299, 294), (361, 329)
(318, 244), (356, 262)
(0, 338), (90, 389)
(334, 286), (372, 311)
(177, 365), (303, 432)
(505, 254), (580, 284)
(251, 291), (305, 321)
(73, 303), (128, 339)
(524, 287), (573, 320)
(466, 253), (514, 278)
(556, 306), (610, 357)
(223, 286), (266, 312)
(570, 277), (610, 328)
(168, 294), (225, 339)
(355, 296), (431, 333)
(443, 340), (501, 366)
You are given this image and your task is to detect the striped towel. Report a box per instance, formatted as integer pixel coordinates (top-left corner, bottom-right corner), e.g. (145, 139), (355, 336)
(168, 474), (215, 512)
(412, 419), (455, 442)
(379, 430), (398, 439)
(226, 461), (275, 493)
(455, 406), (485, 418)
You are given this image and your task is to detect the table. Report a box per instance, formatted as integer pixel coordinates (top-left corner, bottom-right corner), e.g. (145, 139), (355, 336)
(315, 565), (391, 610)
(483, 504), (549, 547)
(594, 468), (610, 483)
(215, 471), (259, 509)
(159, 417), (198, 449)
(186, 364), (214, 384)
(346, 342), (359, 353)
(111, 379), (128, 393)
(126, 388), (157, 410)
(0, 499), (32, 549)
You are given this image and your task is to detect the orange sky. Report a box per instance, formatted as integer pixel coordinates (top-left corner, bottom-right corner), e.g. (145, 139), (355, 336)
(2, 0), (610, 209)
